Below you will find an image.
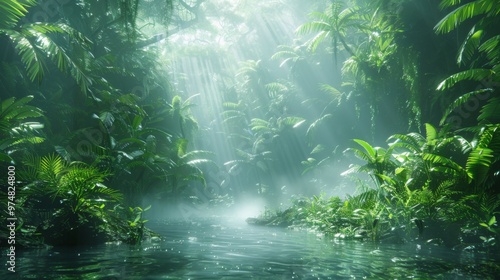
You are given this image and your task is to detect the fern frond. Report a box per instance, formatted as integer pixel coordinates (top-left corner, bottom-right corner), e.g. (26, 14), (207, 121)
(39, 154), (67, 183)
(318, 83), (342, 100)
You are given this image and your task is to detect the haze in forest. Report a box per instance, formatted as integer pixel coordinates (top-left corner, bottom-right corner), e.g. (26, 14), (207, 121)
(1, 0), (499, 253)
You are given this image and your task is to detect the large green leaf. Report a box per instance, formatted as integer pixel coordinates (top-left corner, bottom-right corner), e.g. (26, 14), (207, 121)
(435, 0), (498, 34)
(437, 68), (495, 90)
(466, 147), (494, 184)
(352, 139), (377, 160)
(423, 153), (466, 175)
(479, 35), (500, 62)
(478, 97), (500, 124)
(0, 0), (35, 29)
(425, 123), (438, 143)
(440, 88), (494, 125)
(4, 22), (93, 93)
(457, 26), (483, 65)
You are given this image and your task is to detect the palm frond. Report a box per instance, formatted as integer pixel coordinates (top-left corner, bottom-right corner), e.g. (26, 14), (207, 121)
(466, 147), (494, 183)
(6, 22), (93, 93)
(388, 133), (424, 153)
(279, 116), (305, 128)
(437, 68), (495, 90)
(440, 88), (493, 125)
(457, 26), (483, 65)
(0, 0), (36, 29)
(295, 21), (331, 36)
(435, 1), (494, 34)
(307, 30), (330, 52)
(479, 35), (500, 62)
(423, 153), (465, 175)
(38, 154), (67, 184)
(0, 95), (43, 122)
(96, 111), (115, 129)
(4, 29), (47, 82)
(478, 97), (500, 124)
(439, 0), (463, 10)
(306, 114), (333, 143)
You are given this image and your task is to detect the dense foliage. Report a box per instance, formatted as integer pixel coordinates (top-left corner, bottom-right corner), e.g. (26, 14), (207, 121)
(0, 0), (211, 246)
(241, 0), (500, 250)
(0, 0), (498, 251)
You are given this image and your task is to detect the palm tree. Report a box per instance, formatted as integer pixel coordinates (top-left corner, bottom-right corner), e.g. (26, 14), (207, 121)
(295, 1), (360, 64)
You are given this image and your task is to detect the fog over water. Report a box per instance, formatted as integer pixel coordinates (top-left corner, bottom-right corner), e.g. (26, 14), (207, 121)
(1, 0), (499, 278)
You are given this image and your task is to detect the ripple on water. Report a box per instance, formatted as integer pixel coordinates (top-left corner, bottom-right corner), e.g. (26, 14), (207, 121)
(6, 218), (500, 279)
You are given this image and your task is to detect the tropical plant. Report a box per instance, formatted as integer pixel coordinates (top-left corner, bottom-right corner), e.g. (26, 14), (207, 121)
(295, 1), (359, 63)
(167, 95), (199, 139)
(164, 138), (215, 199)
(435, 0), (500, 127)
(0, 96), (44, 163)
(0, 1), (95, 94)
(18, 154), (126, 245)
(343, 139), (396, 187)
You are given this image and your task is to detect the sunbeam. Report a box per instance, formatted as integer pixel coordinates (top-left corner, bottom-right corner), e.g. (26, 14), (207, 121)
(2, 0), (499, 278)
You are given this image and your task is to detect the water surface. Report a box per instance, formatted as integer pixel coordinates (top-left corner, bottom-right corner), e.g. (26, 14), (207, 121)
(3, 218), (499, 279)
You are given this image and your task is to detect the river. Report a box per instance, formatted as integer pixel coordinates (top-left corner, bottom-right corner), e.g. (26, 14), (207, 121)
(3, 217), (499, 279)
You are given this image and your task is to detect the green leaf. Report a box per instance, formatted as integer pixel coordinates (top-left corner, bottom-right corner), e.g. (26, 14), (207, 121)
(478, 97), (500, 124)
(488, 216), (496, 226)
(437, 69), (495, 90)
(425, 123), (438, 143)
(466, 147), (494, 183)
(440, 89), (493, 125)
(435, 1), (495, 34)
(457, 27), (483, 65)
(98, 112), (115, 129)
(0, 0), (36, 29)
(478, 35), (500, 62)
(0, 152), (13, 163)
(353, 139), (376, 159)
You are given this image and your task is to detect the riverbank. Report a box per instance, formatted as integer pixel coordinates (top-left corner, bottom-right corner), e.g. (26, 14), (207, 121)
(246, 194), (500, 254)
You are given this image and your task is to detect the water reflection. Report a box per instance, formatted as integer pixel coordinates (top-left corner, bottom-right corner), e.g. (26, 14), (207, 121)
(4, 218), (499, 279)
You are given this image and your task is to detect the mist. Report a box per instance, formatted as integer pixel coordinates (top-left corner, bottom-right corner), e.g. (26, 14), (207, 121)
(1, 0), (499, 278)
